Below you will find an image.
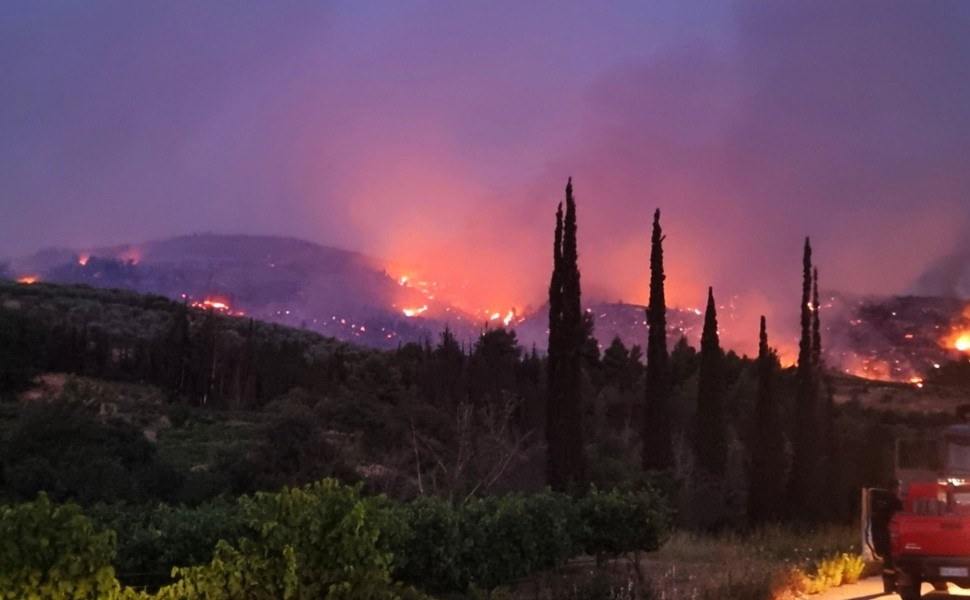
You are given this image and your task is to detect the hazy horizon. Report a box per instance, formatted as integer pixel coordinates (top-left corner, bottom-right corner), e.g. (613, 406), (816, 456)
(4, 1), (970, 348)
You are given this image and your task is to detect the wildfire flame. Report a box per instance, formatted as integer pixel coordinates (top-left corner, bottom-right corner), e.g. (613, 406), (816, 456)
(16, 275), (39, 285)
(402, 306), (428, 317)
(77, 254), (89, 266)
(955, 333), (970, 353)
(191, 297), (240, 315)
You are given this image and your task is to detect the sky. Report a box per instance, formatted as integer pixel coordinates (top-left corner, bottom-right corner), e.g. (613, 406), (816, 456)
(3, 0), (970, 349)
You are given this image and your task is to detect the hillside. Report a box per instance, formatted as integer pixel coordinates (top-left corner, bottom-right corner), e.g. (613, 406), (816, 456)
(7, 233), (970, 386)
(8, 233), (481, 349)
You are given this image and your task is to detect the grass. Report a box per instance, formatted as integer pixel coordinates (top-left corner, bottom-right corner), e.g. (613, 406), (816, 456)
(502, 525), (864, 600)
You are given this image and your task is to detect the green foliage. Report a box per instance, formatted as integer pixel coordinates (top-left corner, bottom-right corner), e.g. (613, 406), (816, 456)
(577, 487), (671, 565)
(0, 493), (121, 599)
(395, 488), (667, 594)
(153, 479), (417, 600)
(88, 500), (246, 590)
(392, 495), (469, 592)
(2, 401), (181, 506)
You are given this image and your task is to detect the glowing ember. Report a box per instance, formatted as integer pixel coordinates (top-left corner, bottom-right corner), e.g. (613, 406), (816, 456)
(191, 297), (238, 314)
(16, 275), (39, 285)
(503, 310), (515, 326)
(77, 254), (90, 266)
(489, 312), (501, 321)
(909, 377), (924, 389)
(956, 334), (970, 353)
(399, 276), (409, 286)
(402, 306), (428, 317)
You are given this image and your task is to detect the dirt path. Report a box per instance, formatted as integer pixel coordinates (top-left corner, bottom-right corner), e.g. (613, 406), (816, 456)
(811, 578), (970, 600)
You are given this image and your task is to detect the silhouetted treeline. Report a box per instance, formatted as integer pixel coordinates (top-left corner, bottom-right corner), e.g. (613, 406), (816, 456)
(0, 276), (954, 525)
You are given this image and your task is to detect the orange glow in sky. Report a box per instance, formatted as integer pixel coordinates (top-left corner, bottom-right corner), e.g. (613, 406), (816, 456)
(16, 275), (39, 285)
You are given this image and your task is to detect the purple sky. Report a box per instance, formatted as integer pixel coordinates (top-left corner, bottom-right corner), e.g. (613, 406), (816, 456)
(3, 0), (970, 347)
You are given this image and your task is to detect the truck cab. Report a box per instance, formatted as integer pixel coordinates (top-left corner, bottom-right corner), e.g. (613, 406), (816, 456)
(880, 425), (970, 599)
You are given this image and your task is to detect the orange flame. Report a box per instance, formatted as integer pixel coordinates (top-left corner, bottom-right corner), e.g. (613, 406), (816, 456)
(402, 306), (428, 317)
(16, 275), (39, 285)
(78, 254), (90, 266)
(191, 296), (239, 315)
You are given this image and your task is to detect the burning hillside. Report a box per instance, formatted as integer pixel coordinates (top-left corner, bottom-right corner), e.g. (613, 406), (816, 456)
(6, 233), (970, 384)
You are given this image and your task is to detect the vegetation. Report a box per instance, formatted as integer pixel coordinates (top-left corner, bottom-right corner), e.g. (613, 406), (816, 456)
(546, 178), (588, 491)
(4, 192), (970, 597)
(642, 209), (672, 473)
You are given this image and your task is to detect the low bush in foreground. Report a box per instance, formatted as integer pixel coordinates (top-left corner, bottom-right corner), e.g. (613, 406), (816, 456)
(0, 480), (673, 599)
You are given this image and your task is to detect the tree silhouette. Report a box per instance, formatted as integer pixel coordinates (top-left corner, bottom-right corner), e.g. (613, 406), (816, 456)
(789, 237), (822, 520)
(695, 287), (726, 478)
(748, 316), (787, 523)
(643, 209), (673, 472)
(546, 179), (587, 490)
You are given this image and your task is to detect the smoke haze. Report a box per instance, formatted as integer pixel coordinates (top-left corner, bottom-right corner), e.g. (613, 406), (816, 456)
(3, 1), (969, 353)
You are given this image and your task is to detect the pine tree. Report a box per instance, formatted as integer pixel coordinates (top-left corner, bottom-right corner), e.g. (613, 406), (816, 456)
(748, 316), (787, 523)
(546, 179), (587, 490)
(643, 209), (672, 471)
(695, 287), (726, 478)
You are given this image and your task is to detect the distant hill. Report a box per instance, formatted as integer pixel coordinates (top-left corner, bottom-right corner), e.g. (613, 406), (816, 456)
(7, 233), (970, 383)
(9, 234), (481, 349)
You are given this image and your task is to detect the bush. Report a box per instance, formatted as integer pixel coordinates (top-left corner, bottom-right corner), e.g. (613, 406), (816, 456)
(577, 487), (670, 565)
(89, 500), (246, 591)
(0, 493), (122, 599)
(395, 488), (668, 594)
(153, 479), (420, 600)
(392, 495), (470, 592)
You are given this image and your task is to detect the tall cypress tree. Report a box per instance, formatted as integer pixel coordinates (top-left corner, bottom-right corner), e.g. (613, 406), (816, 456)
(546, 179), (586, 490)
(812, 268), (822, 370)
(643, 209), (672, 472)
(546, 202), (565, 488)
(748, 316), (787, 523)
(789, 237), (821, 520)
(813, 268), (841, 519)
(695, 287), (725, 478)
(560, 178), (587, 487)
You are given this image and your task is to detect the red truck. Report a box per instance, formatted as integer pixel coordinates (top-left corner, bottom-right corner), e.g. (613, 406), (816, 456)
(866, 424), (970, 599)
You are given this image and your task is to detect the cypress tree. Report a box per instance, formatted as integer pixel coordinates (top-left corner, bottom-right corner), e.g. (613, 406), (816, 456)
(643, 209), (672, 472)
(812, 268), (821, 370)
(748, 316), (787, 523)
(546, 179), (586, 490)
(560, 180), (587, 486)
(695, 287), (726, 478)
(789, 237), (821, 520)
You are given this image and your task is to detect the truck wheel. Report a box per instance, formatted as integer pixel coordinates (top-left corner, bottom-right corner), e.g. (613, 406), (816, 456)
(896, 581), (921, 600)
(882, 572), (895, 594)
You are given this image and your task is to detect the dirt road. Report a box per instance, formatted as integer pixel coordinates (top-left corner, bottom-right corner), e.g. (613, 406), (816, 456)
(812, 578), (970, 599)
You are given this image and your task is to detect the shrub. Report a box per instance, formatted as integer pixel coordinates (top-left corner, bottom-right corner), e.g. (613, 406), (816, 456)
(89, 500), (246, 591)
(392, 495), (469, 592)
(153, 479), (422, 600)
(578, 487), (670, 565)
(841, 552), (866, 584)
(0, 493), (122, 599)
